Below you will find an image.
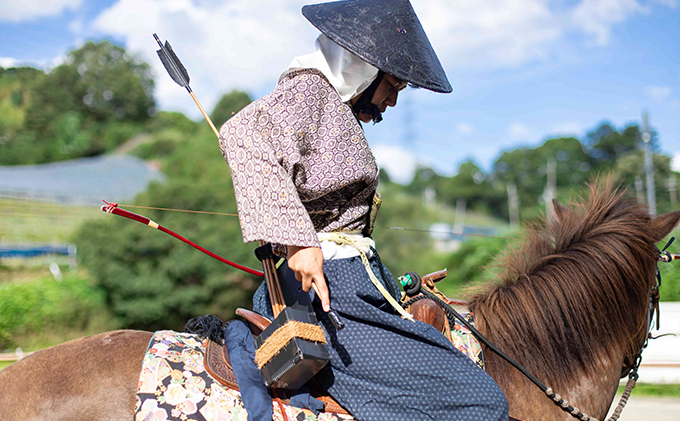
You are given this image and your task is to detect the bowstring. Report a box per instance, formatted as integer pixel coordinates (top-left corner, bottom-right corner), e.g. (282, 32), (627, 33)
(117, 204), (508, 240)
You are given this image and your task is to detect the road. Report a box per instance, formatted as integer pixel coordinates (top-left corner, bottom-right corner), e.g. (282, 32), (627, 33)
(608, 396), (680, 421)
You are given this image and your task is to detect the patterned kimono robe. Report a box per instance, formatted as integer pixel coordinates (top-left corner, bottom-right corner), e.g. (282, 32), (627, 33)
(219, 69), (508, 421)
(219, 69), (379, 248)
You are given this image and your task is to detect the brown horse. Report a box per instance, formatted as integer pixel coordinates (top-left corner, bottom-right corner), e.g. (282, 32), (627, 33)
(1, 182), (678, 421)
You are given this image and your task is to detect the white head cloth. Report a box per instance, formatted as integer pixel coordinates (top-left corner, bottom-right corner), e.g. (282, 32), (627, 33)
(280, 34), (379, 103)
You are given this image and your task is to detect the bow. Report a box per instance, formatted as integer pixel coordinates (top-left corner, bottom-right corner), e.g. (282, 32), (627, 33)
(101, 200), (264, 277)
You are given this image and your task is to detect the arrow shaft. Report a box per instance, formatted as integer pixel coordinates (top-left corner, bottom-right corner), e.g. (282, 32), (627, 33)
(189, 91), (220, 138)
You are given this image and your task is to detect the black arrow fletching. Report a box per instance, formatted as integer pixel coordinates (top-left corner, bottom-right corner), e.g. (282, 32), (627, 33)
(154, 35), (191, 90)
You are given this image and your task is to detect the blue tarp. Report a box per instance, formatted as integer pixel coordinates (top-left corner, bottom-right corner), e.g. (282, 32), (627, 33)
(0, 244), (76, 258)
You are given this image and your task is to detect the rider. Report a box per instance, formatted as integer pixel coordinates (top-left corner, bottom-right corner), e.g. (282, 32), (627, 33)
(219, 0), (509, 419)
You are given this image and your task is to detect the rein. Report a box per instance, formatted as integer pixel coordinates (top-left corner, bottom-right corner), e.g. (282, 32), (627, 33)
(401, 238), (675, 421)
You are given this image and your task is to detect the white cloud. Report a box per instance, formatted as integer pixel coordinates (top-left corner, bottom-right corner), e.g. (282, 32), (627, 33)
(417, 0), (562, 68)
(0, 0), (83, 22)
(548, 121), (583, 137)
(455, 122), (475, 135)
(646, 85), (673, 103)
(672, 153), (680, 172)
(87, 0), (667, 118)
(507, 122), (531, 139)
(570, 0), (646, 46)
(0, 57), (20, 68)
(68, 17), (84, 35)
(93, 0), (311, 118)
(372, 144), (419, 185)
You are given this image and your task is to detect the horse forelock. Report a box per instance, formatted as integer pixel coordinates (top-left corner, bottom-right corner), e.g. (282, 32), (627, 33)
(471, 180), (657, 388)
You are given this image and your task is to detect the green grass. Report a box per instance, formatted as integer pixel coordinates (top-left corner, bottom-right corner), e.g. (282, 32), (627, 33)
(0, 198), (104, 244)
(619, 383), (680, 397)
(0, 271), (118, 350)
(0, 361), (12, 370)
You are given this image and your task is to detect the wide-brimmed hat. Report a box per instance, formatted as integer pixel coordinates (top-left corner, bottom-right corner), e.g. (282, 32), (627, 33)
(302, 0), (452, 93)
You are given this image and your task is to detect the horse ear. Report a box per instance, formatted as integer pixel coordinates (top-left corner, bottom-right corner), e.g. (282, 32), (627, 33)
(649, 209), (680, 242)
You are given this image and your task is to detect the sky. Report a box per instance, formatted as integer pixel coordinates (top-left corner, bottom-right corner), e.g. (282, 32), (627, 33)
(1, 0), (678, 183)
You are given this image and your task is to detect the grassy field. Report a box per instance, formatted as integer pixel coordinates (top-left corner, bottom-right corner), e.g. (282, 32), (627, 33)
(0, 197), (104, 244)
(0, 197), (117, 360)
(621, 383), (680, 397)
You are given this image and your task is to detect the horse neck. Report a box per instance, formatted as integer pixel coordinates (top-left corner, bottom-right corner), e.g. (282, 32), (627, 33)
(469, 246), (655, 391)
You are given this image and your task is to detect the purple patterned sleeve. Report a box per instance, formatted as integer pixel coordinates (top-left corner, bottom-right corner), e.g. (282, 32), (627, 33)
(218, 84), (320, 248)
(219, 70), (379, 248)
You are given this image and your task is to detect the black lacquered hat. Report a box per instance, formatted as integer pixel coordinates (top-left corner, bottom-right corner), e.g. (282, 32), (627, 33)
(302, 0), (452, 93)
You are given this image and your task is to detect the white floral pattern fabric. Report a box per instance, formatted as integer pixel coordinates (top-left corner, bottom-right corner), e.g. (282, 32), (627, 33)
(134, 330), (356, 421)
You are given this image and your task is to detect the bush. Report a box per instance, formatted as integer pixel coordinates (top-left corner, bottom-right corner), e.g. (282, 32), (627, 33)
(659, 230), (680, 302)
(129, 128), (186, 160)
(434, 235), (509, 298)
(0, 275), (108, 349)
(145, 111), (198, 134)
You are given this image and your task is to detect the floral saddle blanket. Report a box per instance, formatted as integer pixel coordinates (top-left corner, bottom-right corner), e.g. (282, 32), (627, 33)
(134, 330), (353, 421)
(134, 306), (483, 421)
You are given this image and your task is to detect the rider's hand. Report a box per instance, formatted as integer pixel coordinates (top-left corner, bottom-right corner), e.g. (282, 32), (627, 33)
(286, 246), (330, 312)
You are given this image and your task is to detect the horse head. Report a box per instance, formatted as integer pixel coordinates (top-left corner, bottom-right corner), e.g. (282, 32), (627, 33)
(470, 179), (680, 420)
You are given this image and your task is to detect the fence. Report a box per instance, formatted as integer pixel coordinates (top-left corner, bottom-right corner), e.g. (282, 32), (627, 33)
(635, 302), (680, 384)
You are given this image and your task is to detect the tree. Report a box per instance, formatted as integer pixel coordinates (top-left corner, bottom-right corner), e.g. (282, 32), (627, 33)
(536, 137), (592, 186)
(493, 147), (545, 210)
(210, 90), (253, 128)
(75, 129), (258, 330)
(438, 161), (505, 217)
(585, 122), (649, 171)
(0, 67), (47, 164)
(21, 41), (155, 160)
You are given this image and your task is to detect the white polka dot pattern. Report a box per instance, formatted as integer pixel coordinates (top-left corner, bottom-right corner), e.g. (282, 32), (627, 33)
(253, 255), (510, 420)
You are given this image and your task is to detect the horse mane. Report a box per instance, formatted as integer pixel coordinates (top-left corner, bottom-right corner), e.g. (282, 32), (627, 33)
(469, 180), (658, 388)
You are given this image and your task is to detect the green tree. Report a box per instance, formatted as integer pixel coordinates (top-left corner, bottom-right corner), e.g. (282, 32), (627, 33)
(210, 90), (252, 128)
(493, 147), (544, 210)
(492, 136), (593, 220)
(438, 161), (505, 217)
(585, 123), (650, 172)
(75, 128), (259, 330)
(21, 40), (155, 160)
(536, 137), (592, 185)
(0, 66), (47, 164)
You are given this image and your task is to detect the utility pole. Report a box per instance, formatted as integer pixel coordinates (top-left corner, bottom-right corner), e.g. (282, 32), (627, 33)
(642, 111), (656, 216)
(635, 176), (645, 203)
(545, 157), (556, 220)
(507, 183), (520, 229)
(453, 198), (466, 238)
(670, 174), (677, 208)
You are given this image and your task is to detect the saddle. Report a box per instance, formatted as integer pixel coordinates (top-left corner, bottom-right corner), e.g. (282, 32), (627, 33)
(205, 290), (520, 420)
(204, 308), (350, 415)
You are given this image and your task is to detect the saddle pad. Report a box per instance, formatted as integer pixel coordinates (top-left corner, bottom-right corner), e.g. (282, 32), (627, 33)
(135, 330), (355, 421)
(450, 312), (484, 370)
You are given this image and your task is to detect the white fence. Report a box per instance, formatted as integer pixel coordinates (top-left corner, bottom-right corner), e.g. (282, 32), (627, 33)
(635, 302), (680, 384)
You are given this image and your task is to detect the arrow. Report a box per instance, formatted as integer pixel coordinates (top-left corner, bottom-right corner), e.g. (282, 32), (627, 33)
(153, 33), (220, 138)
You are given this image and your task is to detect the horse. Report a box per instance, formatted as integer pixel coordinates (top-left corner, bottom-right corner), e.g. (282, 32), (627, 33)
(1, 182), (678, 421)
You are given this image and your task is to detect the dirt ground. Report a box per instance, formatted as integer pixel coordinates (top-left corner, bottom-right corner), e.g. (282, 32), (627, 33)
(609, 396), (680, 421)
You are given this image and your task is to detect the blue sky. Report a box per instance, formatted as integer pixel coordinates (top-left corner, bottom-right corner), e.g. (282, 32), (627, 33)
(1, 0), (678, 183)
